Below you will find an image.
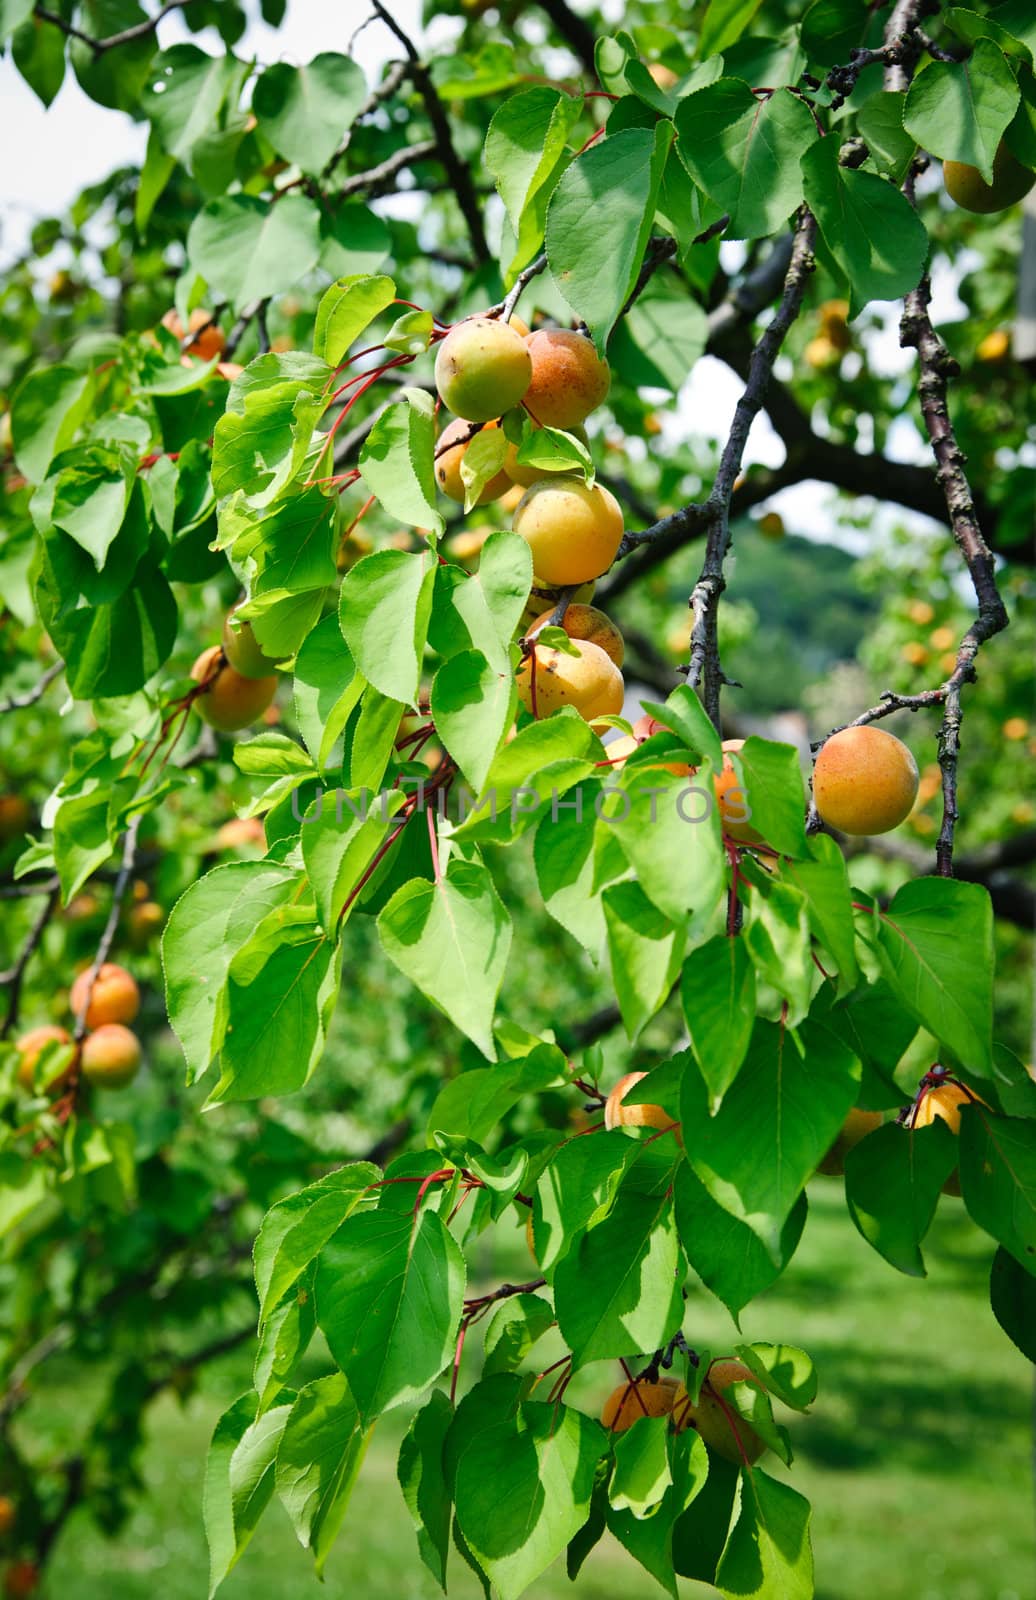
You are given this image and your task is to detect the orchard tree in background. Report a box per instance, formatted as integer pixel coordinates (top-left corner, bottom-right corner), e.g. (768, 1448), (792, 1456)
(1, 1), (1035, 1597)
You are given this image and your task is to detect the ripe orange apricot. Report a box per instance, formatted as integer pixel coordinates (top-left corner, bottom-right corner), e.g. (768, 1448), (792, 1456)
(523, 329), (610, 428)
(15, 1025), (73, 1093)
(813, 725), (919, 836)
(434, 418), (511, 504)
(128, 900), (164, 946)
(0, 795), (30, 844)
(976, 328), (1010, 363)
(502, 422), (590, 489)
(527, 602), (624, 667)
(191, 646), (277, 733)
(943, 143), (1035, 214)
(519, 579), (595, 633)
(2, 1561), (39, 1600)
(70, 961), (139, 1029)
(0, 1497), (14, 1536)
(602, 1376), (681, 1432)
(673, 1359), (768, 1464)
(434, 316), (532, 422)
(647, 62), (679, 91)
(816, 1107), (883, 1175)
(81, 1023), (142, 1088)
(216, 815), (266, 851)
(604, 1071), (673, 1133)
(222, 606), (285, 680)
(805, 335), (840, 370)
(714, 740), (765, 845)
(512, 476), (623, 586)
(161, 306), (225, 360)
(913, 1079), (988, 1135)
(516, 637), (623, 728)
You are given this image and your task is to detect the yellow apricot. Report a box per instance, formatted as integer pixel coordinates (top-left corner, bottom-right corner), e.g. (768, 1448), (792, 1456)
(127, 900), (164, 946)
(222, 605), (285, 680)
(512, 476), (623, 586)
(673, 1359), (768, 1464)
(1003, 716), (1029, 741)
(715, 739), (765, 845)
(819, 299), (851, 351)
(929, 626), (955, 651)
(515, 637), (624, 728)
(977, 329), (1010, 363)
(908, 600), (935, 626)
(502, 422), (589, 488)
(901, 641), (929, 667)
(805, 335), (840, 370)
(15, 1025), (73, 1093)
(604, 1071), (673, 1133)
(602, 1377), (680, 1432)
(191, 646), (277, 733)
(81, 1023), (142, 1089)
(434, 417), (511, 504)
(522, 329), (610, 428)
(518, 579), (595, 633)
(647, 62), (679, 91)
(816, 1107), (883, 1176)
(161, 306), (225, 360)
(913, 1079), (988, 1135)
(944, 144), (1035, 214)
(70, 962), (139, 1029)
(528, 602), (624, 667)
(813, 725), (919, 836)
(757, 511), (785, 539)
(434, 316), (532, 422)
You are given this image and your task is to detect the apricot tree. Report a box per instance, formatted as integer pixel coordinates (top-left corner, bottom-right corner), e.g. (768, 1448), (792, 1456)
(0, 2), (1034, 1598)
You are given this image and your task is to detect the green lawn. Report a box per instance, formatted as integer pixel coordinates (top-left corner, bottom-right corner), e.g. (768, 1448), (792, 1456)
(43, 1186), (1032, 1600)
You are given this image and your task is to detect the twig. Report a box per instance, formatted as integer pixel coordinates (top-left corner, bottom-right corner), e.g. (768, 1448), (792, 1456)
(337, 138), (438, 202)
(324, 59), (412, 177)
(369, 3), (490, 263)
(487, 252), (548, 323)
(72, 816), (141, 1043)
(686, 210), (817, 726)
(0, 661), (64, 716)
(34, 0), (188, 54)
(533, 0), (598, 74)
(0, 885), (60, 1038)
(621, 236), (678, 317)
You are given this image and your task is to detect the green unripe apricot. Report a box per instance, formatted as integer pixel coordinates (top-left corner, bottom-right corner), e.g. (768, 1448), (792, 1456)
(943, 143), (1035, 214)
(434, 316), (532, 422)
(222, 605), (284, 679)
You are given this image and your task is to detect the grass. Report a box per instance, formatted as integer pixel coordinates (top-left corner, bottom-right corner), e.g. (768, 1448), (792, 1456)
(42, 1185), (1032, 1600)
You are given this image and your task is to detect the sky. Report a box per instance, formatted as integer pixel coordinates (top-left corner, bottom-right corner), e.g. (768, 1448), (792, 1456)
(0, 0), (955, 546)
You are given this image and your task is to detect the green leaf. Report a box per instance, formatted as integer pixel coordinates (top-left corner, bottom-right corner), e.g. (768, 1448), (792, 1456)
(52, 789), (115, 905)
(12, 11), (66, 105)
(453, 712), (599, 844)
(716, 1469), (813, 1600)
(681, 1022), (860, 1259)
(533, 1126), (636, 1272)
(610, 281), (708, 392)
(253, 1164), (378, 1324)
(545, 121), (675, 350)
(358, 388), (444, 535)
(315, 1209), (466, 1424)
(379, 859), (512, 1059)
(136, 126), (177, 234)
(253, 1284), (315, 1412)
(606, 766), (725, 932)
(212, 369), (331, 508)
(11, 365), (92, 484)
(301, 788), (406, 932)
(743, 878), (813, 1026)
(801, 136), (930, 316)
(856, 91), (919, 183)
(672, 1454), (739, 1582)
(211, 930), (340, 1103)
(459, 426), (509, 511)
(162, 863), (298, 1083)
(699, 0), (764, 58)
(608, 1432), (711, 1596)
(454, 1401), (605, 1600)
(339, 548), (437, 703)
(253, 53), (367, 172)
(398, 1390), (454, 1589)
(610, 1417), (672, 1516)
(782, 833), (858, 987)
(143, 45), (246, 167)
(603, 879), (684, 1040)
(734, 1344), (817, 1411)
(533, 782), (608, 956)
(960, 1109), (1036, 1276)
(735, 738), (808, 858)
(676, 82), (817, 241)
(681, 934), (756, 1109)
(71, 0), (156, 111)
(904, 39), (1020, 183)
(204, 1393), (292, 1598)
(483, 1293), (556, 1375)
(431, 530), (532, 674)
(428, 1044), (566, 1146)
(0, 0), (34, 42)
(187, 193), (323, 310)
(675, 1166), (807, 1323)
(990, 1246), (1036, 1361)
(876, 878), (994, 1076)
(275, 1374), (369, 1572)
(512, 422), (594, 483)
(946, 3), (1036, 60)
(554, 1190), (683, 1366)
(844, 1121), (957, 1276)
(485, 86), (581, 277)
(431, 649), (516, 792)
(292, 616), (363, 774)
(312, 273), (396, 367)
(385, 308), (434, 355)
(36, 554), (177, 700)
(319, 203), (392, 277)
(800, 0), (872, 67)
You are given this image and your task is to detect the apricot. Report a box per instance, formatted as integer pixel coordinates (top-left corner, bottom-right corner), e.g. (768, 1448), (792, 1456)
(512, 477), (623, 586)
(602, 1376), (680, 1432)
(0, 1497), (13, 1536)
(943, 143), (1035, 214)
(976, 328), (1010, 363)
(647, 62), (679, 91)
(0, 795), (29, 844)
(604, 1071), (672, 1133)
(813, 725), (919, 836)
(527, 602), (624, 667)
(816, 1107), (883, 1176)
(805, 335), (840, 370)
(756, 511), (784, 540)
(81, 1023), (142, 1088)
(128, 900), (164, 946)
(190, 646), (277, 732)
(70, 961), (139, 1029)
(516, 637), (623, 728)
(222, 606), (284, 680)
(161, 306), (226, 360)
(434, 316), (532, 422)
(522, 329), (610, 428)
(818, 299), (851, 351)
(913, 1079), (988, 1135)
(503, 422), (590, 489)
(2, 1562), (38, 1600)
(673, 1359), (767, 1464)
(518, 579), (595, 633)
(714, 740), (765, 845)
(434, 418), (511, 504)
(216, 815), (266, 851)
(15, 1025), (73, 1093)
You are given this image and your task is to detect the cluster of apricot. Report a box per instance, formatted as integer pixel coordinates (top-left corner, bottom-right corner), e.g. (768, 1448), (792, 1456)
(14, 962), (142, 1097)
(602, 1359), (768, 1465)
(189, 603), (282, 733)
(433, 315), (627, 730)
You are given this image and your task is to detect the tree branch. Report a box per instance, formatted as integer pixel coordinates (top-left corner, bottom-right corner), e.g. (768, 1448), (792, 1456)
(0, 884), (60, 1039)
(0, 661), (64, 716)
(34, 0), (188, 54)
(533, 0), (599, 75)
